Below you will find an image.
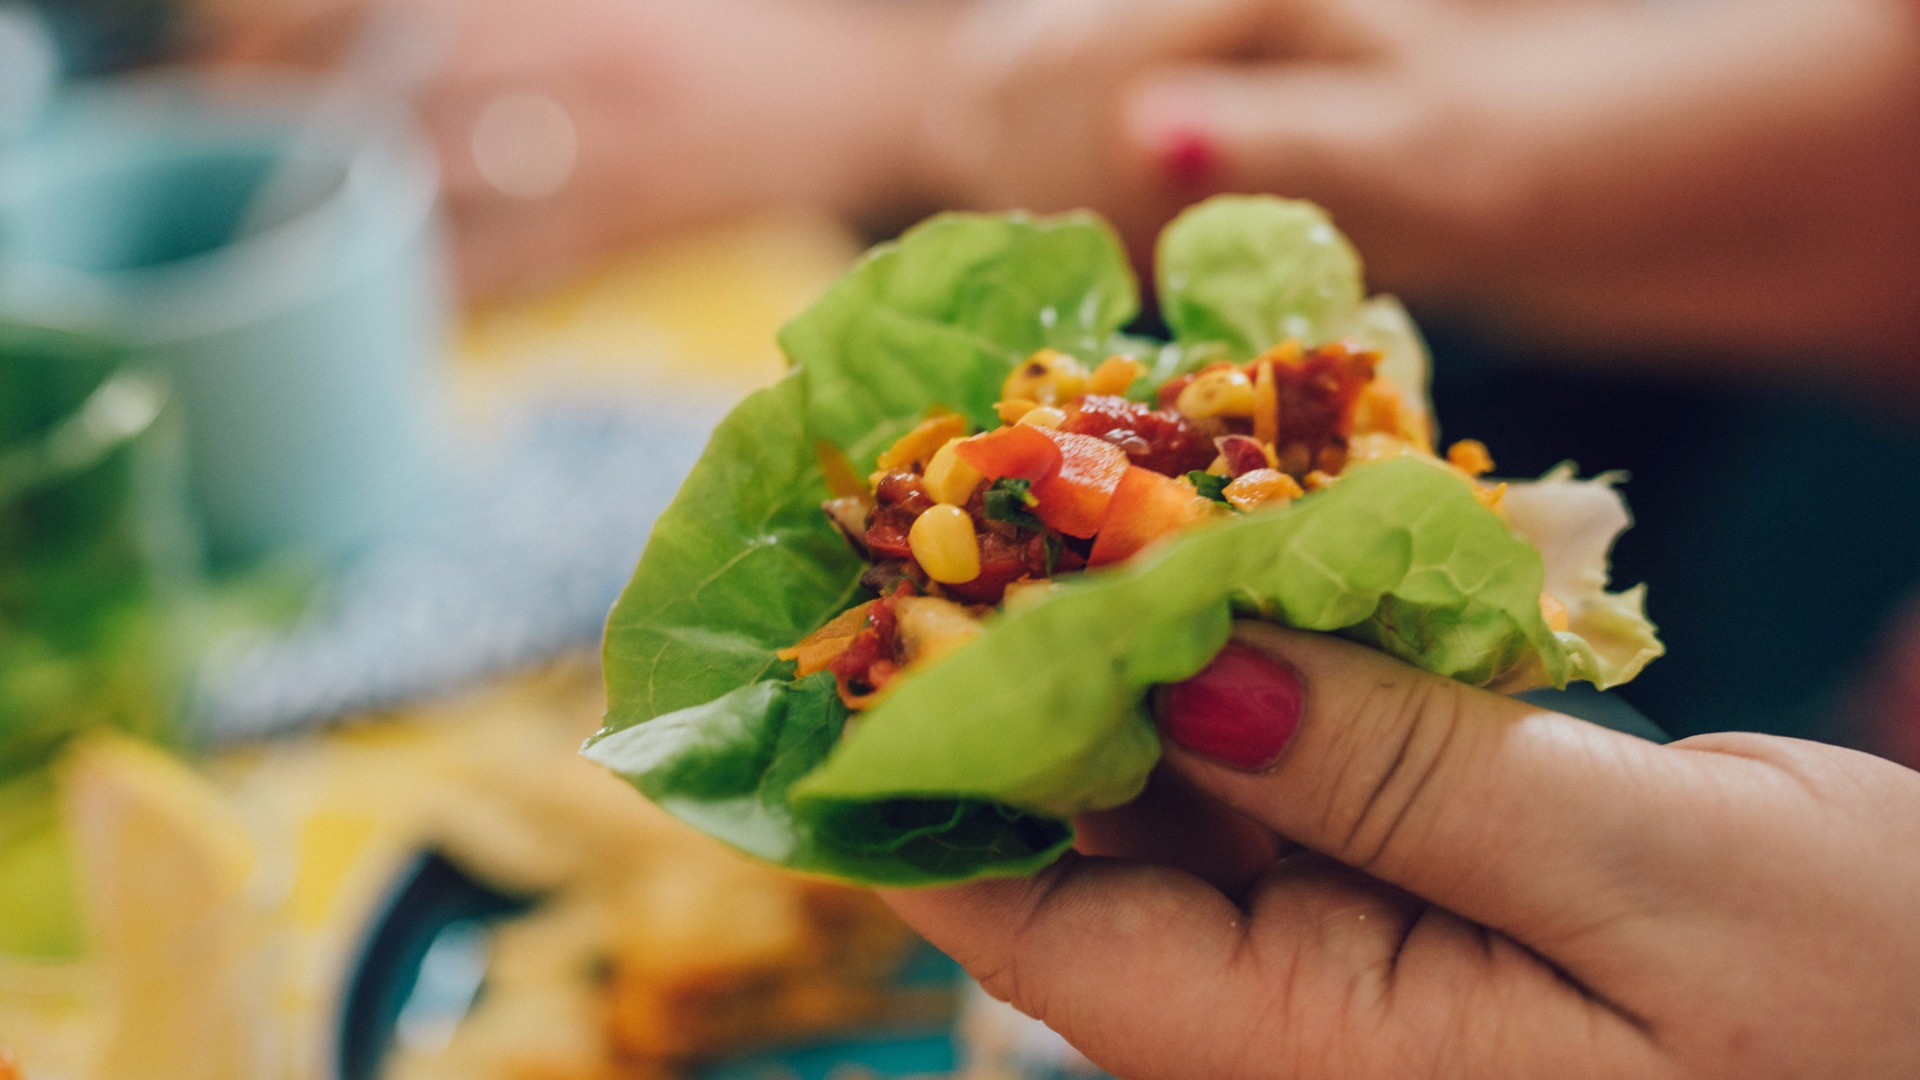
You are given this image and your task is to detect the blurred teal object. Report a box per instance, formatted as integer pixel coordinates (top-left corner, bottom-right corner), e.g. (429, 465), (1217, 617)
(0, 6), (57, 142)
(0, 319), (199, 780)
(0, 71), (450, 565)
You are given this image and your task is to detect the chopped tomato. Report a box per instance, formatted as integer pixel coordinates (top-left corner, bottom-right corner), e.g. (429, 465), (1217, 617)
(1061, 394), (1216, 477)
(954, 425), (1063, 483)
(1030, 429), (1131, 538)
(1088, 467), (1214, 567)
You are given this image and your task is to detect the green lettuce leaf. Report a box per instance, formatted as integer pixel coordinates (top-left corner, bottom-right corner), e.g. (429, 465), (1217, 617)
(593, 196), (1660, 885)
(583, 674), (1071, 883)
(779, 209), (1137, 442)
(1157, 196), (1364, 356)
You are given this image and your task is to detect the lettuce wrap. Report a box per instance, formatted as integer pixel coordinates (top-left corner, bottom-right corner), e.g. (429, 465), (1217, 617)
(587, 196), (1662, 886)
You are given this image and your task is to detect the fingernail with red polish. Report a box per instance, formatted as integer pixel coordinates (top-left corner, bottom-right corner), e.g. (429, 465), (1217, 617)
(1131, 83), (1220, 189)
(1156, 125), (1219, 189)
(1161, 644), (1304, 771)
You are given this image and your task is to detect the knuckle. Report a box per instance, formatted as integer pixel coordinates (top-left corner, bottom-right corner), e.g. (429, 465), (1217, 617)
(1321, 675), (1467, 874)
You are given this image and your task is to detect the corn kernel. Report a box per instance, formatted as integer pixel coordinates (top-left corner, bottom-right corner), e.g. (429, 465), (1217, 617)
(908, 505), (981, 584)
(1175, 367), (1256, 419)
(1001, 349), (1089, 406)
(923, 438), (984, 505)
(877, 413), (968, 472)
(995, 398), (1040, 424)
(1016, 405), (1067, 429)
(1223, 469), (1304, 512)
(1447, 438), (1494, 478)
(1086, 356), (1146, 396)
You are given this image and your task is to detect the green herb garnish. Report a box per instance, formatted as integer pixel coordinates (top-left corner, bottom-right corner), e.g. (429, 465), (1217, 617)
(1187, 471), (1232, 504)
(982, 478), (1046, 532)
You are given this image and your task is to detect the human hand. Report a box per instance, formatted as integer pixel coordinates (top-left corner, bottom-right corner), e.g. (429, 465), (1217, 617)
(198, 0), (960, 298)
(883, 622), (1920, 1079)
(928, 0), (1920, 371)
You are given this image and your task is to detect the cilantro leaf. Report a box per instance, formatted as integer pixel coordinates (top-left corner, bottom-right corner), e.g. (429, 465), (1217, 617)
(1187, 471), (1232, 505)
(982, 478), (1046, 532)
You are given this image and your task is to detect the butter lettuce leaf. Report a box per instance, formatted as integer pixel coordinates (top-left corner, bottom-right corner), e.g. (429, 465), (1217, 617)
(583, 674), (1072, 883)
(780, 209), (1137, 443)
(1157, 196), (1364, 356)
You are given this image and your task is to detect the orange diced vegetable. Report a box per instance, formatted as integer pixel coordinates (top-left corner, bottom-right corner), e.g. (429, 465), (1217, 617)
(877, 413), (967, 473)
(995, 398), (1040, 424)
(1252, 359), (1278, 447)
(815, 440), (871, 503)
(777, 600), (877, 677)
(1447, 438), (1494, 478)
(1088, 467), (1214, 566)
(953, 425), (1063, 483)
(1030, 429), (1131, 538)
(1085, 356), (1146, 396)
(1222, 469), (1304, 513)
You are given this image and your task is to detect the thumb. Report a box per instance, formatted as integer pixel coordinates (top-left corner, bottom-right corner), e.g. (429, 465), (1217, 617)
(1157, 622), (1679, 948)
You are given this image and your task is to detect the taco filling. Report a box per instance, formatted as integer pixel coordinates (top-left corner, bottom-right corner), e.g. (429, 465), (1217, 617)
(785, 341), (1531, 710)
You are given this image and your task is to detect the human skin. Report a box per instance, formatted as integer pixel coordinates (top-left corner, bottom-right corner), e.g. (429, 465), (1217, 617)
(196, 0), (966, 298)
(883, 622), (1920, 1079)
(926, 0), (1920, 386)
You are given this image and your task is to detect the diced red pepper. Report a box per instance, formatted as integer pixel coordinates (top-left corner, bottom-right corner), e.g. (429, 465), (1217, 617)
(1088, 466), (1214, 567)
(1030, 429), (1131, 538)
(953, 425), (1063, 483)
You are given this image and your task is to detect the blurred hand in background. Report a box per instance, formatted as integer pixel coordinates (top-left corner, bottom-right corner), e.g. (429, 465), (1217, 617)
(197, 0), (962, 299)
(931, 0), (1920, 379)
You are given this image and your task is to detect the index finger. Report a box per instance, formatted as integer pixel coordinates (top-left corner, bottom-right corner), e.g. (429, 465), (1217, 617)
(1160, 623), (1686, 954)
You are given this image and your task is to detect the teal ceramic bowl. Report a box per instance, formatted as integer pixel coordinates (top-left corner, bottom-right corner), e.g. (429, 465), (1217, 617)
(0, 72), (450, 565)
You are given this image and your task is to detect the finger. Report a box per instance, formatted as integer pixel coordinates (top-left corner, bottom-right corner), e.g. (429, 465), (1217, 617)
(1153, 623), (1683, 955)
(880, 857), (1276, 1080)
(1120, 65), (1499, 290)
(1241, 848), (1424, 978)
(1073, 761), (1287, 897)
(883, 849), (1660, 1080)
